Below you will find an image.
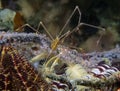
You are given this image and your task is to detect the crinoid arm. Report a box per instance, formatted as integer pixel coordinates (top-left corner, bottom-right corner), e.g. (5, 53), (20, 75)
(0, 45), (54, 91)
(46, 63), (120, 91)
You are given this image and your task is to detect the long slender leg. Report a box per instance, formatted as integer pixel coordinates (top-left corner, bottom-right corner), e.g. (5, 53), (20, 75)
(78, 23), (105, 47)
(15, 24), (39, 33)
(58, 6), (81, 38)
(15, 21), (54, 41)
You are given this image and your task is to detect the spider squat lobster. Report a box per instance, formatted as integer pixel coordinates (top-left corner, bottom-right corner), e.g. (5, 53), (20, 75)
(16, 6), (105, 70)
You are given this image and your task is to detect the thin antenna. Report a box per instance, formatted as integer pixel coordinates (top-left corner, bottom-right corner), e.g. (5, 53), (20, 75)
(58, 6), (81, 38)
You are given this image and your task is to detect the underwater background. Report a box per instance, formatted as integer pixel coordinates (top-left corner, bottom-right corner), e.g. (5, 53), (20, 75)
(0, 0), (120, 91)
